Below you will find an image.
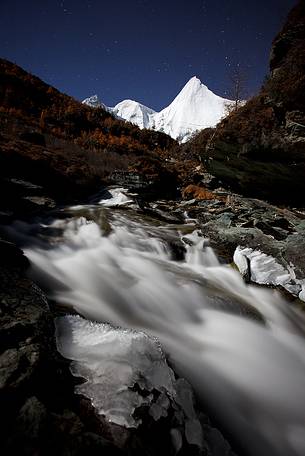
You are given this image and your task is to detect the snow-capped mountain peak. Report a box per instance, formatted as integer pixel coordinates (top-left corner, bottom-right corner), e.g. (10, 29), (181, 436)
(180, 75), (205, 91)
(82, 94), (102, 108)
(82, 94), (110, 112)
(150, 76), (233, 141)
(112, 99), (156, 129)
(82, 76), (234, 142)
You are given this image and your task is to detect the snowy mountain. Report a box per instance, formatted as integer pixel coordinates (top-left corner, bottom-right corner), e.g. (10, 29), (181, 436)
(82, 94), (110, 112)
(151, 77), (234, 142)
(82, 77), (234, 142)
(112, 100), (156, 129)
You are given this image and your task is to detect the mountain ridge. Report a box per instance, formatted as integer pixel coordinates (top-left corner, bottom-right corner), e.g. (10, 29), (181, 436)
(83, 77), (234, 142)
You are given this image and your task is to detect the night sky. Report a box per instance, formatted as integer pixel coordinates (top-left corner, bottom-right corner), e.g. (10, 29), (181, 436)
(0, 0), (297, 111)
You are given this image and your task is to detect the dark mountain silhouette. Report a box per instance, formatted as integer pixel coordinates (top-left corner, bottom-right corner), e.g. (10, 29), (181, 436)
(182, 0), (305, 206)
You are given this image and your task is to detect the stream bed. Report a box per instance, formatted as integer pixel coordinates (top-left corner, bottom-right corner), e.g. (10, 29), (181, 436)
(7, 188), (305, 456)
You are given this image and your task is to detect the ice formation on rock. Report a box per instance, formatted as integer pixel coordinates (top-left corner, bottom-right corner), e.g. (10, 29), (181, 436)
(55, 315), (203, 449)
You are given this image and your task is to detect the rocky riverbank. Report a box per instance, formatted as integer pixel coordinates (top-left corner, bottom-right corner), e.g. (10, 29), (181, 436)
(0, 232), (238, 455)
(1, 2), (305, 453)
(181, 0), (305, 207)
(134, 186), (305, 307)
(0, 239), (125, 455)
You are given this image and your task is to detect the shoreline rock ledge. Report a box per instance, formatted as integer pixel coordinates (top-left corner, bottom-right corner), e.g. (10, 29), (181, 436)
(0, 238), (237, 456)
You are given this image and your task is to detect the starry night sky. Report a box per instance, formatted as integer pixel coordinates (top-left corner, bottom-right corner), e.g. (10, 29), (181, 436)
(0, 0), (297, 111)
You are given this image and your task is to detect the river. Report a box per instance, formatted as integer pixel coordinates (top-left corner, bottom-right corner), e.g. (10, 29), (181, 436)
(6, 188), (305, 456)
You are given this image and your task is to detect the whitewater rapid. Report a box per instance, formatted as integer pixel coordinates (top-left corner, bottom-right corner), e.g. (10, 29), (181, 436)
(9, 190), (305, 456)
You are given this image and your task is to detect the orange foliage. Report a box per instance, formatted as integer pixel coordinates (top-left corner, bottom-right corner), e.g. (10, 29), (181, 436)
(182, 184), (223, 201)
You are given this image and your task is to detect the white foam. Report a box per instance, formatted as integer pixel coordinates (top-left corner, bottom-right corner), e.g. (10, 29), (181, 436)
(26, 211), (305, 456)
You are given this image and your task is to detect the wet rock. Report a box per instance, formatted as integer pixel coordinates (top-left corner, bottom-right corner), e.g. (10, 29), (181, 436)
(204, 427), (234, 456)
(12, 396), (48, 451)
(179, 198), (198, 207)
(0, 239), (29, 269)
(283, 232), (305, 279)
(137, 202), (184, 224)
(0, 209), (14, 223)
(6, 178), (44, 196)
(253, 220), (288, 240)
(182, 236), (195, 247)
(111, 163), (178, 200)
(21, 195), (56, 214)
(0, 175), (57, 220)
(0, 243), (238, 456)
(215, 212), (234, 228)
(0, 249), (125, 455)
(168, 239), (187, 261)
(111, 171), (152, 192)
(55, 315), (235, 456)
(193, 193), (305, 300)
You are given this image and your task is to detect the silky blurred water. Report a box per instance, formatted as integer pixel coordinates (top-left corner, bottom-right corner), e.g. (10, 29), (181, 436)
(11, 199), (305, 456)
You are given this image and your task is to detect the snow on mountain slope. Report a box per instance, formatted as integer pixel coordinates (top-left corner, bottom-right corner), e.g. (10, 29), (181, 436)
(82, 77), (234, 142)
(82, 94), (110, 112)
(152, 77), (234, 142)
(112, 99), (156, 129)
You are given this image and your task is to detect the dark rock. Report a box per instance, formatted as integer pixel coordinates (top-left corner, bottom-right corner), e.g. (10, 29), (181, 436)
(253, 220), (288, 240)
(272, 216), (292, 230)
(238, 219), (254, 228)
(19, 131), (46, 146)
(22, 195), (56, 212)
(168, 239), (187, 261)
(194, 194), (305, 293)
(137, 201), (184, 224)
(182, 236), (195, 246)
(0, 175), (58, 220)
(11, 396), (48, 452)
(200, 172), (219, 188)
(0, 239), (29, 269)
(283, 232), (305, 279)
(189, 1), (305, 206)
(7, 178), (44, 195)
(0, 236), (239, 456)
(204, 426), (235, 456)
(179, 198), (198, 207)
(111, 170), (153, 192)
(111, 166), (178, 201)
(215, 212), (234, 228)
(0, 209), (14, 223)
(0, 255), (125, 455)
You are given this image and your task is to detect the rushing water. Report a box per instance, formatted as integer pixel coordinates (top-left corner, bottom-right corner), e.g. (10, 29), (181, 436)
(7, 190), (305, 456)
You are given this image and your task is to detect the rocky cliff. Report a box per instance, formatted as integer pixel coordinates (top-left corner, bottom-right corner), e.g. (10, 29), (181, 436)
(192, 0), (305, 206)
